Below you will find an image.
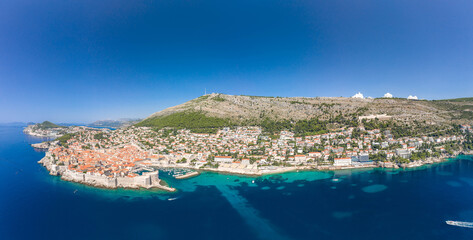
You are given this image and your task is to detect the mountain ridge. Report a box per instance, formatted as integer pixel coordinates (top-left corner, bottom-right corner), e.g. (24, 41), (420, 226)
(136, 93), (473, 132)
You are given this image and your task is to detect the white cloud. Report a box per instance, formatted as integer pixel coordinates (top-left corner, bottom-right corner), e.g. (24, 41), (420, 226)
(407, 95), (418, 100)
(352, 92), (364, 99)
(383, 92), (393, 98)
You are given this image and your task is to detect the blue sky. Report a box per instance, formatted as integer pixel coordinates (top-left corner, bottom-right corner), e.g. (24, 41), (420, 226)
(1, 0), (472, 123)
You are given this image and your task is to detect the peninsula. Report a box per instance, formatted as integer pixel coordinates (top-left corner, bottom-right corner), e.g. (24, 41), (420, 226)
(28, 94), (473, 190)
(23, 121), (67, 138)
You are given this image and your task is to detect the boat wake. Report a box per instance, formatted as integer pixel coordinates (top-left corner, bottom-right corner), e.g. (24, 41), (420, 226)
(446, 220), (473, 228)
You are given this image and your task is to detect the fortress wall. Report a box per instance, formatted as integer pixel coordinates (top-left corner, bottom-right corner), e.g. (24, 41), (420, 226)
(84, 174), (117, 188)
(62, 170), (85, 182)
(41, 163), (170, 190)
(148, 172), (160, 185)
(116, 176), (136, 188)
(133, 175), (152, 188)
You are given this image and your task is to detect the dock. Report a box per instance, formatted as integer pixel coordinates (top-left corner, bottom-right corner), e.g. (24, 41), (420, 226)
(175, 171), (200, 179)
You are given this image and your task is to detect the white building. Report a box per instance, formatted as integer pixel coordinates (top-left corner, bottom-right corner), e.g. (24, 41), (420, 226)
(294, 155), (307, 162)
(334, 158), (352, 167)
(214, 156), (233, 163)
(308, 152), (322, 158)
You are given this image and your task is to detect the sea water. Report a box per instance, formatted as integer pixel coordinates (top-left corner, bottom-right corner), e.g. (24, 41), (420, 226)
(1, 126), (473, 239)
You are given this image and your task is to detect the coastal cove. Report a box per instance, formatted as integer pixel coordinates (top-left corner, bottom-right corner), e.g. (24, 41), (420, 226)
(2, 125), (473, 239)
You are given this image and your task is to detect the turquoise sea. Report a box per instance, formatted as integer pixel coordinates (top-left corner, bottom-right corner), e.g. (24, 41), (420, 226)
(1, 125), (473, 239)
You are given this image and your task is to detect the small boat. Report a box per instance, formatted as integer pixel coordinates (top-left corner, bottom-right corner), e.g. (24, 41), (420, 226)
(252, 180), (255, 183)
(167, 197), (178, 201)
(446, 220), (473, 228)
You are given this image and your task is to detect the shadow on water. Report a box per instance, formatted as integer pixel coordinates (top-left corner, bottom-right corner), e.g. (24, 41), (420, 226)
(216, 185), (290, 240)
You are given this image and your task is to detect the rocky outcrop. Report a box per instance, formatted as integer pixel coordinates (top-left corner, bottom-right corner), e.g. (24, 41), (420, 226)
(376, 157), (447, 169)
(31, 142), (52, 150)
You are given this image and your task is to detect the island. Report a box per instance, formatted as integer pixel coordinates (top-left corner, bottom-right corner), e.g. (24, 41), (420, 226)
(27, 94), (473, 191)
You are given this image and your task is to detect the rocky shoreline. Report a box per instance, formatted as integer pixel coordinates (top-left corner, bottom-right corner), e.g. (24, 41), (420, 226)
(37, 147), (472, 191)
(31, 142), (53, 150)
(149, 154), (458, 177)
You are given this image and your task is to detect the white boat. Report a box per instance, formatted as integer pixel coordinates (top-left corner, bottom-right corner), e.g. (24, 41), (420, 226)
(167, 197), (178, 201)
(446, 220), (473, 228)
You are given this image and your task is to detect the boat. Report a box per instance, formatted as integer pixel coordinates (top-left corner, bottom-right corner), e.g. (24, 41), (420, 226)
(167, 197), (178, 201)
(446, 220), (473, 228)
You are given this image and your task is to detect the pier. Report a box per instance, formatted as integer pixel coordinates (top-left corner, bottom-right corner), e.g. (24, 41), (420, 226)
(175, 171), (200, 179)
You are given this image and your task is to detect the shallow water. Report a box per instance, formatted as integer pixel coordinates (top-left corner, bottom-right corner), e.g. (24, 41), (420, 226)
(1, 126), (473, 239)
(361, 184), (388, 193)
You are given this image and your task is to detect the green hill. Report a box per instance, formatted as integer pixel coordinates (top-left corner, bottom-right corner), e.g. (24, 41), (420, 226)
(135, 111), (233, 133)
(35, 121), (64, 129)
(436, 97), (473, 102)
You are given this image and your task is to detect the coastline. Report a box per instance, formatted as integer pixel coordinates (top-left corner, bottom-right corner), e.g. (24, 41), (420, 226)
(23, 128), (61, 138)
(31, 142), (51, 150)
(25, 120), (473, 193)
(37, 144), (473, 192)
(150, 155), (459, 177)
(188, 154), (469, 178)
